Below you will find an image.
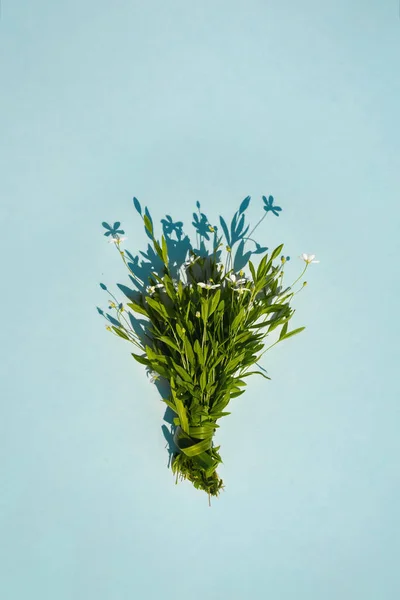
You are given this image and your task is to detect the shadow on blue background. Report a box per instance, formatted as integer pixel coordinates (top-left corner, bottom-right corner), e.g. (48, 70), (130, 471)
(97, 195), (280, 470)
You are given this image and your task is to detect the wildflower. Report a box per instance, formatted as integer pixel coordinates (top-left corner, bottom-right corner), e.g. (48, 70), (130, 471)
(198, 281), (221, 290)
(228, 273), (247, 286)
(233, 287), (251, 295)
(108, 236), (128, 244)
(146, 283), (165, 294)
(262, 195), (282, 216)
(183, 254), (199, 269)
(300, 253), (319, 264)
(148, 371), (160, 384)
(195, 311), (201, 318)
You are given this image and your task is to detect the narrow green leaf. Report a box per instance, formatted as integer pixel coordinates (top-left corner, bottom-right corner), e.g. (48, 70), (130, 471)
(280, 322), (289, 340)
(200, 370), (207, 391)
(280, 326), (305, 340)
(183, 336), (195, 366)
(131, 352), (150, 366)
(193, 339), (204, 365)
(209, 289), (221, 317)
(161, 235), (168, 264)
(240, 370), (271, 380)
(158, 336), (180, 353)
(112, 327), (129, 340)
(146, 296), (168, 318)
(249, 260), (257, 282)
(127, 302), (148, 317)
(175, 398), (189, 433)
(201, 298), (209, 322)
(143, 214), (153, 235)
(172, 361), (193, 384)
(163, 397), (177, 413)
(271, 243), (284, 260)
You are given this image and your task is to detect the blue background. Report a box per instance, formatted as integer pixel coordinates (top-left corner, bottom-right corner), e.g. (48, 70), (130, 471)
(1, 1), (400, 598)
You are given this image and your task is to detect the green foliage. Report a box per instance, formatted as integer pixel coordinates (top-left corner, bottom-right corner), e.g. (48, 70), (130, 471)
(100, 196), (313, 500)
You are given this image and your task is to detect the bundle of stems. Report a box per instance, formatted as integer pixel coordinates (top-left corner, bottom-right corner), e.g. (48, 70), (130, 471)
(99, 196), (315, 501)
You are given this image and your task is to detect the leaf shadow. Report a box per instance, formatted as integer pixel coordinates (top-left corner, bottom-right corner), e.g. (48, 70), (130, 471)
(100, 195), (282, 469)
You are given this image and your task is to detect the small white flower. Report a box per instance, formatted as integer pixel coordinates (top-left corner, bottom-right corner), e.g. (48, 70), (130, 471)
(184, 255), (199, 269)
(108, 236), (127, 244)
(233, 287), (251, 295)
(198, 281), (221, 290)
(300, 253), (319, 264)
(146, 283), (165, 295)
(228, 273), (247, 286)
(148, 371), (159, 384)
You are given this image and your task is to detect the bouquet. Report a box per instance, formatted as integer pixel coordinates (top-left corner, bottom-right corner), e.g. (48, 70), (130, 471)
(98, 195), (317, 503)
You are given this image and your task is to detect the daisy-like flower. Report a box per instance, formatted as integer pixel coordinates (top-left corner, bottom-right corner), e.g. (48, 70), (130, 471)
(227, 273), (247, 286)
(300, 253), (319, 264)
(108, 236), (128, 244)
(148, 371), (160, 384)
(183, 254), (199, 269)
(198, 281), (221, 290)
(146, 283), (165, 294)
(233, 287), (251, 295)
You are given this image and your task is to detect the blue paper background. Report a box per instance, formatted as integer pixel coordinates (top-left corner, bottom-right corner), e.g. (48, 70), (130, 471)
(1, 2), (400, 599)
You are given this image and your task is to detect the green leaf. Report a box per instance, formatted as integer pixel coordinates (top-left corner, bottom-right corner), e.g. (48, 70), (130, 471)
(154, 240), (164, 263)
(175, 398), (189, 433)
(256, 253), (268, 280)
(280, 326), (305, 340)
(146, 297), (168, 319)
(230, 389), (245, 398)
(181, 437), (212, 457)
(271, 243), (284, 260)
(231, 308), (245, 331)
(240, 370), (271, 380)
(161, 235), (168, 264)
(279, 322), (289, 340)
(163, 397), (177, 413)
(183, 336), (195, 366)
(209, 289), (221, 317)
(143, 214), (153, 235)
(131, 352), (150, 366)
(193, 339), (204, 365)
(127, 302), (148, 317)
(249, 260), (257, 282)
(201, 298), (209, 322)
(200, 370), (207, 391)
(158, 336), (180, 353)
(112, 326), (129, 340)
(172, 361), (193, 384)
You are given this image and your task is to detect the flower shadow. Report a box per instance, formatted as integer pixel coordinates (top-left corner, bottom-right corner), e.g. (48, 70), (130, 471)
(100, 194), (283, 469)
